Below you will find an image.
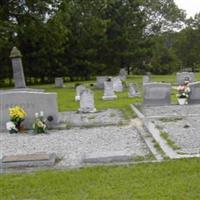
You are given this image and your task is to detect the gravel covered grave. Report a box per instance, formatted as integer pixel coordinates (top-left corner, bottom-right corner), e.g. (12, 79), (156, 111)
(0, 125), (150, 168)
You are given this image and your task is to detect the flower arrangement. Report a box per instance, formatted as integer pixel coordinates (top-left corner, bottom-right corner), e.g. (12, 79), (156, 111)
(32, 111), (47, 134)
(6, 106), (26, 133)
(176, 83), (190, 99)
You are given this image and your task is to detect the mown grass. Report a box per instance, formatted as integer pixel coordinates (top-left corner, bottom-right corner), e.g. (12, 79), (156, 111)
(1, 158), (200, 199)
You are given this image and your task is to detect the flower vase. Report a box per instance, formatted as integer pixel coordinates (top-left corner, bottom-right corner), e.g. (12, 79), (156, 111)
(178, 98), (187, 105)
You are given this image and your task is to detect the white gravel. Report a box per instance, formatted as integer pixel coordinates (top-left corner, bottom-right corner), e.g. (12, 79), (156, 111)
(0, 126), (150, 168)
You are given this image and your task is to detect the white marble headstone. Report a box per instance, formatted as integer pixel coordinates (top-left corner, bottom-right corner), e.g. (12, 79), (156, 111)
(112, 76), (123, 92)
(79, 89), (96, 113)
(102, 79), (117, 100)
(75, 85), (86, 101)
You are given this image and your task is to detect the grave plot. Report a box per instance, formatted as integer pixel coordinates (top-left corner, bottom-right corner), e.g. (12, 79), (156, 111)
(140, 104), (200, 157)
(0, 125), (152, 169)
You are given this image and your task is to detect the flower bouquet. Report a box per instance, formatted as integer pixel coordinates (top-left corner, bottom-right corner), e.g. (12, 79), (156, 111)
(32, 111), (47, 134)
(176, 83), (190, 105)
(6, 106), (26, 133)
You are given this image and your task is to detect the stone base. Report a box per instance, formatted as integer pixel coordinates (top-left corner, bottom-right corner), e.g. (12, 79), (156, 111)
(102, 95), (117, 100)
(128, 93), (140, 98)
(0, 153), (57, 168)
(78, 108), (97, 113)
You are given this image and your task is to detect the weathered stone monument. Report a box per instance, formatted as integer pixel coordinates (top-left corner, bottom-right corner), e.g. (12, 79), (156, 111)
(0, 91), (58, 130)
(119, 68), (127, 81)
(112, 76), (123, 92)
(188, 82), (200, 104)
(75, 85), (86, 101)
(128, 83), (139, 97)
(55, 77), (63, 88)
(176, 72), (195, 85)
(10, 47), (26, 88)
(143, 83), (171, 106)
(102, 78), (117, 100)
(79, 89), (96, 113)
(96, 76), (108, 89)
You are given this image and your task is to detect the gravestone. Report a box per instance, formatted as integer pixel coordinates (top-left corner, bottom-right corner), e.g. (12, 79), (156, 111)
(176, 72), (195, 85)
(10, 47), (26, 88)
(55, 77), (63, 88)
(128, 83), (139, 97)
(143, 83), (171, 106)
(119, 68), (127, 81)
(112, 76), (123, 92)
(0, 91), (58, 130)
(188, 82), (200, 104)
(143, 75), (150, 84)
(96, 76), (108, 89)
(75, 85), (86, 101)
(102, 78), (117, 100)
(78, 89), (96, 113)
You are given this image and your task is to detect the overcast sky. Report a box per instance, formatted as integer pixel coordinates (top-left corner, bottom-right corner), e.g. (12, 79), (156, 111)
(174, 0), (200, 17)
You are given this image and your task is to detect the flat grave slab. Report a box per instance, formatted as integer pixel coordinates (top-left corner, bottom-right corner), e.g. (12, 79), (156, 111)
(1, 153), (56, 168)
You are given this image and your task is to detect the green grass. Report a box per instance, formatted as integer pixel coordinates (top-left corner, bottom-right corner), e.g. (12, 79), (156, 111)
(1, 158), (200, 199)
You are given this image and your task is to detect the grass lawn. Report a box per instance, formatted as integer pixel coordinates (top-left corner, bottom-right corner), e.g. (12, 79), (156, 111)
(33, 73), (200, 113)
(1, 158), (200, 199)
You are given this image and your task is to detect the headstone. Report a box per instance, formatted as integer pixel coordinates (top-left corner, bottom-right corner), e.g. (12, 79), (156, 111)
(102, 78), (117, 100)
(143, 83), (171, 106)
(55, 77), (63, 88)
(119, 68), (127, 81)
(143, 75), (150, 84)
(78, 89), (96, 113)
(112, 76), (123, 92)
(176, 72), (195, 85)
(96, 76), (108, 89)
(10, 47), (26, 88)
(75, 85), (86, 101)
(0, 91), (58, 130)
(128, 83), (139, 97)
(188, 82), (200, 104)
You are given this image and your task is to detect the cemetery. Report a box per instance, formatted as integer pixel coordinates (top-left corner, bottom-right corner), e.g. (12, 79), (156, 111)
(2, 1), (200, 199)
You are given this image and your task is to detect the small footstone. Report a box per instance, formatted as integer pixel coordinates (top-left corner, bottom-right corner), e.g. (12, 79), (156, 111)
(1, 153), (57, 168)
(83, 151), (133, 163)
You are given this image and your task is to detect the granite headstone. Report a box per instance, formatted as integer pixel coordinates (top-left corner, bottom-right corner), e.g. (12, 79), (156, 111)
(55, 77), (64, 88)
(143, 83), (171, 106)
(0, 91), (58, 130)
(96, 76), (108, 89)
(176, 72), (195, 85)
(128, 83), (139, 97)
(188, 82), (200, 104)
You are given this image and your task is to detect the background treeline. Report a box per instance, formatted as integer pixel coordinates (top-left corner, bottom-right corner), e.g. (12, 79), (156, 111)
(0, 0), (200, 84)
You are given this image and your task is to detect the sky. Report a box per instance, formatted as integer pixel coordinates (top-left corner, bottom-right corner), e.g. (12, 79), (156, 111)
(174, 0), (200, 18)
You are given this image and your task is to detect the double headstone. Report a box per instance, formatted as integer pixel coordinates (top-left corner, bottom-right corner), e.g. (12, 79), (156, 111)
(0, 91), (58, 130)
(96, 76), (108, 89)
(10, 47), (26, 88)
(119, 68), (127, 81)
(79, 89), (96, 113)
(188, 82), (200, 104)
(176, 72), (195, 85)
(55, 77), (64, 88)
(143, 83), (171, 106)
(75, 85), (86, 101)
(102, 78), (117, 100)
(128, 83), (139, 97)
(112, 76), (123, 92)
